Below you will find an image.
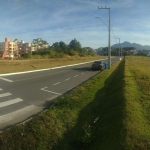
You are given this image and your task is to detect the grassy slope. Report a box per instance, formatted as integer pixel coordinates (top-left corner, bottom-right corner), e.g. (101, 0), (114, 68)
(0, 56), (150, 150)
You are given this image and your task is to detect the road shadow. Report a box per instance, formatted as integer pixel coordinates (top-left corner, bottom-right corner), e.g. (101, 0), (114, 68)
(51, 59), (126, 150)
(71, 66), (93, 72)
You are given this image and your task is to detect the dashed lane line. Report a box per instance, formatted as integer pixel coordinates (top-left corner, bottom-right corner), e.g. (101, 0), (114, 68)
(74, 75), (78, 77)
(65, 78), (70, 81)
(14, 70), (66, 82)
(53, 82), (61, 85)
(0, 77), (13, 82)
(0, 88), (3, 91)
(0, 98), (23, 108)
(0, 93), (12, 98)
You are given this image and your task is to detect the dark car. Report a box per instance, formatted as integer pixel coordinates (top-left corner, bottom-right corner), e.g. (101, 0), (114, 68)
(91, 61), (104, 70)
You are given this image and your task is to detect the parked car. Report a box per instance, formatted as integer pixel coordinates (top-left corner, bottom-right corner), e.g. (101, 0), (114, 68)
(91, 61), (104, 70)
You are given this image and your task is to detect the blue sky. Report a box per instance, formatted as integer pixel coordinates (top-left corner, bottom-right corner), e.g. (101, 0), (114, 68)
(0, 0), (150, 49)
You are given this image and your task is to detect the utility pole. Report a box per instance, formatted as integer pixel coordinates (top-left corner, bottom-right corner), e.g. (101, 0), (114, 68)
(98, 6), (111, 69)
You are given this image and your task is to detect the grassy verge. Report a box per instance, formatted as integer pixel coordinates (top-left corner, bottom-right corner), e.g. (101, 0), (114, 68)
(0, 56), (150, 150)
(0, 56), (106, 74)
(124, 56), (150, 150)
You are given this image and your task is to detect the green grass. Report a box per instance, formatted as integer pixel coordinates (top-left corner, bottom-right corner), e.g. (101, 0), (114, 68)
(124, 56), (150, 150)
(0, 56), (150, 150)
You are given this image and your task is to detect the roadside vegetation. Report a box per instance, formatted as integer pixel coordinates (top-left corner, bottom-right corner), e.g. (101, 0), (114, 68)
(22, 38), (97, 59)
(0, 56), (150, 150)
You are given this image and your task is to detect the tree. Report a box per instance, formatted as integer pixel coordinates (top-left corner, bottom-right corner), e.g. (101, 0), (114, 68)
(123, 47), (136, 50)
(31, 38), (49, 50)
(69, 38), (81, 51)
(52, 42), (61, 53)
(59, 41), (68, 53)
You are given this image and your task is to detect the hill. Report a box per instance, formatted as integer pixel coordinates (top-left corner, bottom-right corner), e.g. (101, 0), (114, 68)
(112, 41), (150, 50)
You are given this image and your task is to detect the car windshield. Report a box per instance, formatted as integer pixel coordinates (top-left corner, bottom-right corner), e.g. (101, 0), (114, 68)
(93, 61), (102, 64)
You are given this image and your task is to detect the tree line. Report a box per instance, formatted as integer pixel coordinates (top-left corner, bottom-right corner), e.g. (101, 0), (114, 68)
(24, 38), (96, 58)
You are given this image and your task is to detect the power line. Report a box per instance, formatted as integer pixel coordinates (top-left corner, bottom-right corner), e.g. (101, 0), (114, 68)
(58, 0), (106, 20)
(111, 26), (118, 43)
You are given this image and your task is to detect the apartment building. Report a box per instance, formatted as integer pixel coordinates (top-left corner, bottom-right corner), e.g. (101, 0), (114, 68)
(17, 40), (36, 55)
(0, 38), (35, 58)
(0, 37), (49, 58)
(0, 38), (18, 59)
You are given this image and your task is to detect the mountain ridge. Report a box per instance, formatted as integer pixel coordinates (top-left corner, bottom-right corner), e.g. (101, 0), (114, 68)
(112, 41), (150, 50)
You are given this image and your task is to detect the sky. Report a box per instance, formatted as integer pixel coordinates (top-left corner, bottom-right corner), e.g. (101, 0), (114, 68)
(0, 0), (150, 49)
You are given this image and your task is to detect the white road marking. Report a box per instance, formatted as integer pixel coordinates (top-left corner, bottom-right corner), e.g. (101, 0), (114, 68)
(0, 88), (3, 91)
(53, 82), (61, 85)
(0, 93), (12, 98)
(74, 75), (78, 77)
(0, 105), (38, 124)
(81, 73), (84, 74)
(0, 77), (13, 82)
(65, 78), (70, 81)
(0, 98), (23, 108)
(41, 87), (61, 95)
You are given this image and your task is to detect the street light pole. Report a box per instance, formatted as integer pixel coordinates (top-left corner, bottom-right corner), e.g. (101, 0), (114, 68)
(98, 6), (111, 69)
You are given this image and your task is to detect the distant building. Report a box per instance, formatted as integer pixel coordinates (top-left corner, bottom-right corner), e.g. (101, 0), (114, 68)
(31, 38), (49, 51)
(137, 50), (149, 56)
(16, 40), (36, 55)
(0, 38), (18, 59)
(0, 37), (49, 58)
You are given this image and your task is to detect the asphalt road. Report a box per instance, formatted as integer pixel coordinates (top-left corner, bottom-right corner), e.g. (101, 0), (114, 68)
(0, 57), (119, 130)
